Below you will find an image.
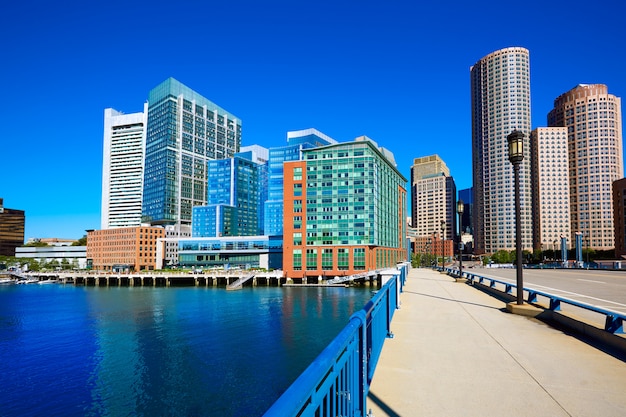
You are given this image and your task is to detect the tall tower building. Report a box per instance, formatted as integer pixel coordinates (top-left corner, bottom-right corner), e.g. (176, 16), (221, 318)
(282, 136), (407, 280)
(470, 47), (533, 254)
(101, 107), (147, 229)
(613, 178), (626, 259)
(530, 127), (571, 253)
(410, 155), (456, 241)
(142, 78), (242, 230)
(548, 84), (623, 250)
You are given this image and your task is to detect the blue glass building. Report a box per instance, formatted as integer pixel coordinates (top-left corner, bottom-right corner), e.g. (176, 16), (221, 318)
(264, 129), (337, 236)
(142, 78), (242, 228)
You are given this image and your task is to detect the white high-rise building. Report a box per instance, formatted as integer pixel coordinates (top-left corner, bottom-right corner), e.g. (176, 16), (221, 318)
(530, 127), (571, 253)
(470, 47), (533, 254)
(101, 106), (147, 229)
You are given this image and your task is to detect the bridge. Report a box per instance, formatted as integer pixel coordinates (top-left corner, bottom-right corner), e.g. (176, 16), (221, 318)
(266, 266), (626, 416)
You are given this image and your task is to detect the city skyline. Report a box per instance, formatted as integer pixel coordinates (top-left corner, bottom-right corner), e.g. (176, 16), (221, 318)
(1, 0), (625, 239)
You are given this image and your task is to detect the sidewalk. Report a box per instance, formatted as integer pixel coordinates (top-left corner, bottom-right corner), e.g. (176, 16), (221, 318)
(366, 268), (626, 417)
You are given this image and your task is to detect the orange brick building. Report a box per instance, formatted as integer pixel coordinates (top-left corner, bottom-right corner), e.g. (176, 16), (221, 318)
(86, 226), (165, 272)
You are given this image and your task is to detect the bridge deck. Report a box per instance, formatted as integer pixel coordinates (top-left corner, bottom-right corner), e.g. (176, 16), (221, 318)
(367, 268), (626, 417)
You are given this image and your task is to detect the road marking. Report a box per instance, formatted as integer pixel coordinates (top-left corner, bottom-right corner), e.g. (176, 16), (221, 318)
(577, 279), (605, 284)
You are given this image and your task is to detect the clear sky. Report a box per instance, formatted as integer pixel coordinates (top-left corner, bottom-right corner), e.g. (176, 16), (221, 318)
(1, 0), (625, 241)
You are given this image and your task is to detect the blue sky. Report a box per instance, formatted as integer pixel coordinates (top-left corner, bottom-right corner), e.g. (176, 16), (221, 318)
(1, 0), (625, 240)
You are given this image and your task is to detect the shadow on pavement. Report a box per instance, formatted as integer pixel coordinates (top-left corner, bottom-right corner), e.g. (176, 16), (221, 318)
(367, 391), (401, 417)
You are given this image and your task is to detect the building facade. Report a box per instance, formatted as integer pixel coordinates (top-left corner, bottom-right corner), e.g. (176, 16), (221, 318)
(177, 235), (283, 270)
(142, 78), (242, 229)
(264, 129), (337, 236)
(16, 246), (87, 269)
(613, 178), (626, 259)
(410, 155), (457, 245)
(282, 137), (407, 280)
(101, 107), (147, 229)
(548, 84), (624, 250)
(0, 198), (25, 257)
(86, 226), (165, 272)
(530, 127), (572, 253)
(470, 47), (533, 254)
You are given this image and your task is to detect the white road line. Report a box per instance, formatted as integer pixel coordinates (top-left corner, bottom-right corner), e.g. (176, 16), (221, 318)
(577, 279), (605, 284)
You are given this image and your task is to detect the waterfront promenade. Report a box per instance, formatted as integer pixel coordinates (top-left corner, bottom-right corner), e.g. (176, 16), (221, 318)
(367, 268), (626, 417)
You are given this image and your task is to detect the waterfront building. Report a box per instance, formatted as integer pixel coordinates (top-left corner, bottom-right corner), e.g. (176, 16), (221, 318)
(86, 226), (165, 272)
(142, 78), (242, 231)
(264, 129), (337, 236)
(15, 246), (87, 269)
(410, 155), (456, 246)
(613, 178), (626, 259)
(470, 47), (533, 254)
(0, 198), (25, 257)
(176, 235), (283, 270)
(530, 127), (571, 254)
(548, 84), (624, 250)
(282, 136), (407, 280)
(101, 107), (147, 229)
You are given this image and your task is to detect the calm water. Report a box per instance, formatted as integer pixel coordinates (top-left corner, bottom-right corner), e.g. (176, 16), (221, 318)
(0, 284), (373, 417)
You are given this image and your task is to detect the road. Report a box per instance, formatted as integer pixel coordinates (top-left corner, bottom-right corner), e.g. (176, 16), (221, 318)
(463, 267), (626, 315)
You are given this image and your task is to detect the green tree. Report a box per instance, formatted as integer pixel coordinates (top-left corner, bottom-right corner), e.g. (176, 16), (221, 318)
(72, 236), (87, 246)
(491, 250), (511, 264)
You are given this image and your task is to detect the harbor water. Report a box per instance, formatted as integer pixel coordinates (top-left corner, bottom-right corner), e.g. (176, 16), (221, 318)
(0, 283), (373, 416)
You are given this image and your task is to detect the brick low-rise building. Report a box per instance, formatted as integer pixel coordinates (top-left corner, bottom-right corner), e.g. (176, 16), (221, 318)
(86, 226), (164, 272)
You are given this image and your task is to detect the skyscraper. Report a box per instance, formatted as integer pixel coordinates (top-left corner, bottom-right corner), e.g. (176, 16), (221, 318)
(530, 127), (571, 253)
(548, 84), (624, 250)
(101, 107), (147, 229)
(470, 47), (533, 254)
(142, 78), (242, 229)
(410, 155), (456, 241)
(613, 178), (626, 259)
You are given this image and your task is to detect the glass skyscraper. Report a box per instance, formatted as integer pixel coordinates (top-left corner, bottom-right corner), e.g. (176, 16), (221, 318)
(142, 78), (242, 229)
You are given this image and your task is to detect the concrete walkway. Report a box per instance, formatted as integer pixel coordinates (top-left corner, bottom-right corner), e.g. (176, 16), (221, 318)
(367, 268), (626, 417)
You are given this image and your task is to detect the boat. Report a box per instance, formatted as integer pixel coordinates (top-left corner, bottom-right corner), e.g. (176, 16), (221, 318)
(0, 277), (15, 285)
(37, 279), (58, 285)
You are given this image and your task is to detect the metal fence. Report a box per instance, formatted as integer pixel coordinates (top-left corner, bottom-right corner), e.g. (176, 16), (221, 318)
(263, 263), (408, 417)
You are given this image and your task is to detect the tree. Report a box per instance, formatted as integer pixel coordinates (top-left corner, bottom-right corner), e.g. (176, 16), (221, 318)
(24, 241), (49, 247)
(72, 235), (87, 246)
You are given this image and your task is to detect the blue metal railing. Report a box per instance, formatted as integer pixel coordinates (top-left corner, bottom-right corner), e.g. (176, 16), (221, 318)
(263, 263), (408, 417)
(445, 267), (625, 334)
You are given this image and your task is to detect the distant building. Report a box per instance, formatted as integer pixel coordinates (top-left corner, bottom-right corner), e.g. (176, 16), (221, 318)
(86, 226), (165, 272)
(410, 155), (456, 246)
(282, 136), (407, 280)
(530, 127), (571, 252)
(0, 198), (25, 257)
(458, 188), (473, 235)
(101, 107), (147, 229)
(26, 238), (78, 246)
(548, 84), (624, 250)
(471, 47), (533, 254)
(142, 78), (242, 231)
(16, 246), (87, 269)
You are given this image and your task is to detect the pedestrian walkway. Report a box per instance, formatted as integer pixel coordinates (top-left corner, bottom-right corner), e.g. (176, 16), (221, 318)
(366, 268), (626, 417)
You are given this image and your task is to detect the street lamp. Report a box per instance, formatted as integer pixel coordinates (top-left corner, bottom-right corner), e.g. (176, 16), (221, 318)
(440, 220), (446, 269)
(508, 130), (524, 305)
(457, 200), (464, 279)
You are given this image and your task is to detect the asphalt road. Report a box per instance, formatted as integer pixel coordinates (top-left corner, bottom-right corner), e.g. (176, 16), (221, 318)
(463, 267), (626, 314)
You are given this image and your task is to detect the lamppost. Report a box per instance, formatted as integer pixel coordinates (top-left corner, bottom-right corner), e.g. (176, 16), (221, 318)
(457, 200), (464, 279)
(508, 130), (524, 305)
(440, 220), (446, 269)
